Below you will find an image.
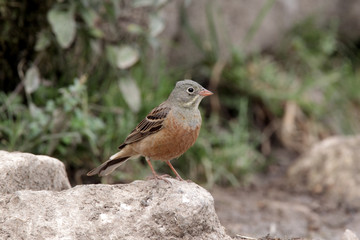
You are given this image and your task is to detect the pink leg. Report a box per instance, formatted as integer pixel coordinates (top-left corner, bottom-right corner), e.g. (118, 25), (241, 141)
(166, 160), (184, 181)
(146, 157), (171, 183)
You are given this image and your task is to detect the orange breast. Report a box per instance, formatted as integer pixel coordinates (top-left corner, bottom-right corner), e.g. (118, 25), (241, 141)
(132, 111), (201, 161)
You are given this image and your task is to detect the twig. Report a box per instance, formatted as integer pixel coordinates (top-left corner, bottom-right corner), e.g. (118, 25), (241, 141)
(209, 59), (226, 114)
(0, 60), (26, 112)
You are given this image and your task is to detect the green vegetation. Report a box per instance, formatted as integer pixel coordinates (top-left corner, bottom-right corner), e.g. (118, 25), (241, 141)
(1, 1), (359, 186)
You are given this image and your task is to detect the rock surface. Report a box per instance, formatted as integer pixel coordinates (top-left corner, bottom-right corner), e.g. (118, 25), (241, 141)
(342, 229), (360, 240)
(0, 150), (70, 194)
(288, 135), (360, 208)
(0, 178), (232, 240)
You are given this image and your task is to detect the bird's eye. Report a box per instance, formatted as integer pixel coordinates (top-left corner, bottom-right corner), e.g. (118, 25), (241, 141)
(187, 87), (194, 93)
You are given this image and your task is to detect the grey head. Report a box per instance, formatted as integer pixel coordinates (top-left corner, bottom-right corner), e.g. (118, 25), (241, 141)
(167, 79), (213, 109)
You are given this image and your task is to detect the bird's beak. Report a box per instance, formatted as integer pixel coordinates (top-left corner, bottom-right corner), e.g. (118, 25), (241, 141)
(199, 88), (213, 96)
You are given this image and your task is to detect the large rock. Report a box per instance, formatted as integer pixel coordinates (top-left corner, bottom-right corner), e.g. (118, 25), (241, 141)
(0, 179), (232, 240)
(288, 136), (360, 208)
(342, 229), (360, 240)
(0, 151), (71, 194)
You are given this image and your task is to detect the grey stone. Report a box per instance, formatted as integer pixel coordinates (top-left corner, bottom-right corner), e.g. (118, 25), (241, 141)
(0, 150), (70, 194)
(0, 179), (232, 240)
(342, 229), (359, 240)
(288, 136), (360, 208)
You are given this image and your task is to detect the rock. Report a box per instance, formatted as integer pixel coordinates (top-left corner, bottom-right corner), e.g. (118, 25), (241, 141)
(342, 229), (359, 240)
(0, 179), (232, 240)
(288, 136), (360, 208)
(0, 150), (70, 194)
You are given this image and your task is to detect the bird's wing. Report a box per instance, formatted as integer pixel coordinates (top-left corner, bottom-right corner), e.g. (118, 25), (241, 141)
(118, 103), (171, 149)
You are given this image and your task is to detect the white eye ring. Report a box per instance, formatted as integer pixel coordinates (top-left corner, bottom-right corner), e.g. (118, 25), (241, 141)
(187, 87), (194, 93)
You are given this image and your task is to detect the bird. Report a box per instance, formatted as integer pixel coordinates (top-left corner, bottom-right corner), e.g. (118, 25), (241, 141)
(87, 79), (213, 181)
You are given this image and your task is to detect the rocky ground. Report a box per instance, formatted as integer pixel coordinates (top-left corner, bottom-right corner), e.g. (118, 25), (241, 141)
(1, 135), (360, 240)
(212, 175), (360, 240)
(211, 137), (360, 239)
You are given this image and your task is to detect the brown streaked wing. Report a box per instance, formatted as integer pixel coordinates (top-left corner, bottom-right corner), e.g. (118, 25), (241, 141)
(118, 104), (171, 149)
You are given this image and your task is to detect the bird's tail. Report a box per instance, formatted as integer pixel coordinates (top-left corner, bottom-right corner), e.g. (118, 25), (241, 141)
(87, 151), (130, 177)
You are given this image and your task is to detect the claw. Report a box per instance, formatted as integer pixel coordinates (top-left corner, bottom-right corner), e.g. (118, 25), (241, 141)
(176, 175), (184, 181)
(145, 157), (184, 183)
(147, 174), (172, 184)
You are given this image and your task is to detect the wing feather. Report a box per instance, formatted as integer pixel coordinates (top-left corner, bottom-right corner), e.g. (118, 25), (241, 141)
(118, 104), (171, 149)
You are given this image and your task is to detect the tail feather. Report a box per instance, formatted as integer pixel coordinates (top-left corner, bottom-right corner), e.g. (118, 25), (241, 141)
(87, 156), (130, 177)
(110, 151), (125, 160)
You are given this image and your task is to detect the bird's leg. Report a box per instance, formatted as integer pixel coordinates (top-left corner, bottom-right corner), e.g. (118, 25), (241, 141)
(166, 160), (184, 181)
(145, 157), (158, 177)
(145, 157), (171, 183)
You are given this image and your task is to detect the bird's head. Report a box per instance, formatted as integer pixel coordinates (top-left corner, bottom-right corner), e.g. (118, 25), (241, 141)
(168, 80), (213, 109)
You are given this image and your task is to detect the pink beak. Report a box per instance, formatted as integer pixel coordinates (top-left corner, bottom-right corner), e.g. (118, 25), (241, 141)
(199, 89), (213, 96)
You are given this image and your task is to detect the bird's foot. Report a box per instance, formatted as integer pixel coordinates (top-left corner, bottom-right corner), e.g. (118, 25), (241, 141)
(155, 174), (172, 184)
(147, 174), (172, 184)
(159, 174), (172, 179)
(175, 175), (184, 181)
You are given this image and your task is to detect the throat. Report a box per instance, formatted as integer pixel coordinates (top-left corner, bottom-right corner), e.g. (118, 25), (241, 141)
(182, 95), (201, 109)
(174, 108), (201, 130)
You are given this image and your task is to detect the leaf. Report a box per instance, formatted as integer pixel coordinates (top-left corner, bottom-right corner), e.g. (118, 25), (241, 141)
(80, 8), (104, 38)
(184, 0), (192, 7)
(106, 45), (139, 69)
(126, 23), (143, 35)
(133, 0), (168, 8)
(105, 45), (118, 68)
(116, 46), (139, 69)
(89, 28), (104, 38)
(118, 77), (141, 113)
(29, 103), (41, 118)
(47, 6), (76, 49)
(24, 66), (41, 94)
(35, 31), (51, 51)
(133, 0), (154, 7)
(90, 40), (101, 56)
(149, 15), (164, 37)
(80, 8), (98, 27)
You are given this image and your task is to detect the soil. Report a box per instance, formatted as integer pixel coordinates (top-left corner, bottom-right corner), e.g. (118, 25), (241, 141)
(210, 151), (360, 240)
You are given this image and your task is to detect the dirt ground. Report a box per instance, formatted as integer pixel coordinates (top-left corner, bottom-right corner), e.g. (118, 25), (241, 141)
(210, 159), (360, 240)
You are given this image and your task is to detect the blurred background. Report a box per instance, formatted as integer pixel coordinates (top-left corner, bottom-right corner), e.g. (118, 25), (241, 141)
(1, 0), (360, 187)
